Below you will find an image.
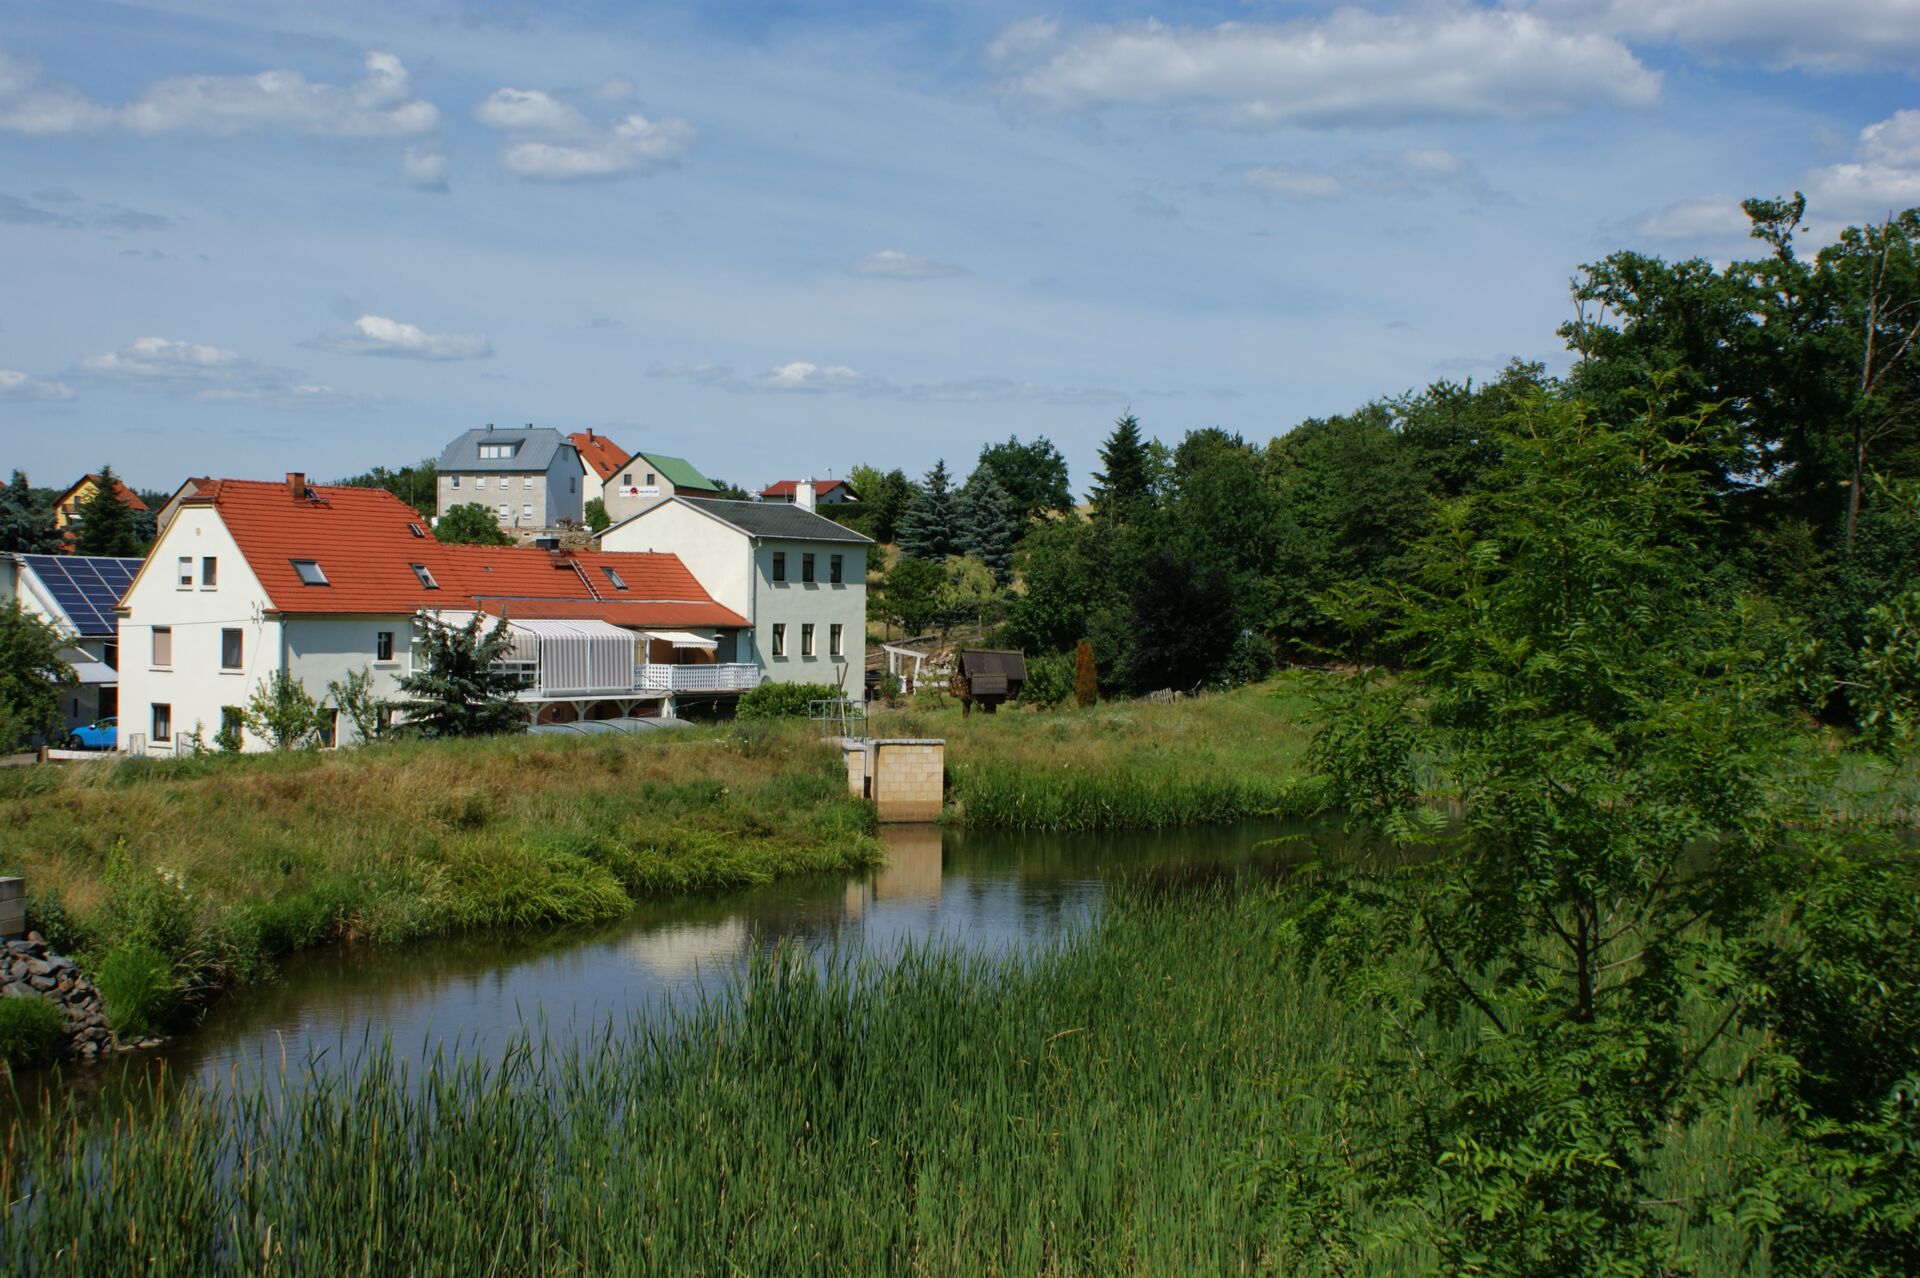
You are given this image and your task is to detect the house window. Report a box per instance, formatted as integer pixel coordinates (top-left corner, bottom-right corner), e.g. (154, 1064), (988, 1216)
(622, 472), (632, 486)
(292, 559), (329, 586)
(376, 631), (394, 661)
(103, 640), (118, 670)
(221, 628), (242, 670)
(830, 554), (843, 585)
(498, 503), (510, 519)
(316, 709), (339, 749)
(602, 567), (628, 591)
(151, 703), (171, 743)
(476, 476), (487, 490)
(830, 623), (844, 657)
(151, 627), (172, 667)
(772, 552), (786, 583)
(201, 556), (218, 588)
(523, 475), (533, 490)
(569, 477), (576, 493)
(646, 472), (656, 486)
(801, 623), (816, 657)
(771, 623), (787, 657)
(176, 556), (193, 589)
(802, 553), (815, 583)
(450, 475), (461, 489)
(411, 563), (439, 589)
(478, 443), (516, 460)
(408, 523), (426, 538)
(522, 503), (533, 520)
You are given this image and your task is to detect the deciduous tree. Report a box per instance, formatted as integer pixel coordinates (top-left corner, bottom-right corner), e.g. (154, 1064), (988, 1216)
(435, 502), (515, 546)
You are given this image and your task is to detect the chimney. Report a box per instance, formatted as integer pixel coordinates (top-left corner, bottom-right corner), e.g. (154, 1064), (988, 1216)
(587, 428), (595, 441)
(795, 478), (817, 512)
(286, 472), (306, 500)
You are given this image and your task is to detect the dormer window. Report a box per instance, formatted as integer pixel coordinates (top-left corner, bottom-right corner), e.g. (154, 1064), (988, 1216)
(411, 563), (439, 589)
(291, 559), (329, 586)
(602, 567), (628, 591)
(478, 442), (517, 460)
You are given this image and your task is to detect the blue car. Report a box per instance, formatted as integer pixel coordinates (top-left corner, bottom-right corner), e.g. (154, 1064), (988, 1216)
(67, 717), (116, 751)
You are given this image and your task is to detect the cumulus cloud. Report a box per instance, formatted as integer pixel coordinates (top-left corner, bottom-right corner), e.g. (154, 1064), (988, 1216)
(992, 9), (1659, 128)
(0, 46), (436, 136)
(498, 112), (694, 179)
(1801, 111), (1920, 227)
(403, 146), (449, 192)
(850, 250), (967, 280)
(70, 335), (353, 405)
(1518, 0), (1920, 72)
(0, 370), (75, 401)
(474, 87), (585, 133)
(648, 360), (1128, 404)
(307, 314), (492, 361)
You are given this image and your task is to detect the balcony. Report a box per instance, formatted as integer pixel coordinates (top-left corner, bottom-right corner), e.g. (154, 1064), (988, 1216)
(635, 663), (761, 693)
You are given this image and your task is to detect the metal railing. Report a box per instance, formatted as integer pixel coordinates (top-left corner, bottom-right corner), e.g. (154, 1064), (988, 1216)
(634, 663), (761, 693)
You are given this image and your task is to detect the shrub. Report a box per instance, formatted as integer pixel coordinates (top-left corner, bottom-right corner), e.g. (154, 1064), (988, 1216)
(1019, 652), (1073, 707)
(1074, 640), (1099, 707)
(0, 995), (65, 1065)
(94, 941), (178, 1038)
(736, 683), (840, 721)
(26, 888), (84, 952)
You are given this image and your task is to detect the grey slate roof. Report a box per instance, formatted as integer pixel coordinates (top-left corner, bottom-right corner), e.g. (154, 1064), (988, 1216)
(677, 496), (874, 544)
(438, 427), (575, 474)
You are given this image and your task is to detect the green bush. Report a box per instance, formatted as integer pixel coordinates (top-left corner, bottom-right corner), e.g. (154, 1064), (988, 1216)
(26, 887), (84, 952)
(736, 682), (840, 720)
(0, 995), (65, 1065)
(1019, 652), (1073, 707)
(94, 941), (178, 1038)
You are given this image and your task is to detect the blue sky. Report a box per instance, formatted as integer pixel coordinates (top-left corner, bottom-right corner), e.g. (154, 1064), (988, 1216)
(2, 0), (1917, 496)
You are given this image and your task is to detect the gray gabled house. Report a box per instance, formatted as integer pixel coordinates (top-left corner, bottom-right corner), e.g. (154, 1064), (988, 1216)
(436, 425), (583, 530)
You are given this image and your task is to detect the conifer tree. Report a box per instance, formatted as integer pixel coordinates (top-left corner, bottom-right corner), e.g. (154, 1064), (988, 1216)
(896, 460), (957, 560)
(75, 465), (144, 556)
(1090, 413), (1152, 522)
(0, 471), (60, 554)
(955, 469), (1019, 584)
(396, 613), (528, 737)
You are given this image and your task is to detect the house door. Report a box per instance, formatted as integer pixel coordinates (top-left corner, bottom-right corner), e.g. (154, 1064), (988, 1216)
(716, 631), (738, 662)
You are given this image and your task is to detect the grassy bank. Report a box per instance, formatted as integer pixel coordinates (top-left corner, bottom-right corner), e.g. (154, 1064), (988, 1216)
(0, 725), (880, 1031)
(917, 677), (1320, 830)
(1, 887), (1771, 1275)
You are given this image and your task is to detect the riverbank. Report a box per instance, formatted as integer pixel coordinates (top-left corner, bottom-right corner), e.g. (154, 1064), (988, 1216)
(1, 886), (1766, 1274)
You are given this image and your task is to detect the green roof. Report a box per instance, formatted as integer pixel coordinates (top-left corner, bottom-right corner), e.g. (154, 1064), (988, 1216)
(635, 452), (719, 493)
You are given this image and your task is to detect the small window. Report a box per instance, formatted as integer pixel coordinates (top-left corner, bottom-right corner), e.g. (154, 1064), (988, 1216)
(376, 631), (394, 661)
(451, 475), (461, 489)
(522, 503), (533, 520)
(646, 472), (656, 486)
(220, 628), (242, 670)
(411, 563), (439, 589)
(292, 559), (328, 586)
(830, 554), (843, 585)
(523, 475), (533, 490)
(771, 623), (786, 657)
(602, 567), (628, 591)
(830, 623), (844, 657)
(151, 626), (172, 667)
(408, 523), (425, 538)
(498, 503), (510, 519)
(476, 476), (487, 490)
(622, 472), (632, 486)
(151, 703), (171, 743)
(569, 477), (576, 493)
(801, 623), (815, 657)
(201, 556), (218, 587)
(176, 556), (192, 589)
(772, 552), (786, 583)
(801, 552), (815, 584)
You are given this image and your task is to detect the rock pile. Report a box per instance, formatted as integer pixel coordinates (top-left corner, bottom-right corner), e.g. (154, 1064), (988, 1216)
(2, 934), (125, 1061)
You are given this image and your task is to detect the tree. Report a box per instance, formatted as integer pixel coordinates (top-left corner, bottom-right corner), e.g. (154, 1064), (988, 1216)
(245, 671), (321, 751)
(880, 556), (945, 637)
(847, 465), (917, 544)
(326, 667), (388, 746)
(1089, 412), (1152, 521)
(1122, 553), (1238, 693)
(976, 435), (1071, 521)
(0, 600), (72, 747)
(75, 466), (145, 556)
(954, 468), (1019, 584)
(396, 613), (528, 738)
(0, 471), (59, 554)
(1073, 640), (1098, 708)
(337, 458), (438, 516)
(583, 498), (610, 532)
(896, 460), (957, 560)
(435, 502), (515, 546)
(707, 478), (751, 501)
(940, 554), (1003, 633)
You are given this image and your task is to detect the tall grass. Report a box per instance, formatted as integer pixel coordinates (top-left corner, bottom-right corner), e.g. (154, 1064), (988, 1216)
(0, 888), (1777, 1275)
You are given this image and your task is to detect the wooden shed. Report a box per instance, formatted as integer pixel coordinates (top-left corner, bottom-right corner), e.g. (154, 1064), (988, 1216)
(950, 649), (1028, 715)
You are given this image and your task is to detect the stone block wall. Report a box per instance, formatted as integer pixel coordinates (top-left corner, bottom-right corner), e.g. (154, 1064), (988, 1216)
(843, 738), (945, 823)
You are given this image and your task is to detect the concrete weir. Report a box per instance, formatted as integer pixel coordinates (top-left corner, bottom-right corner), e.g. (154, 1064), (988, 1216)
(841, 738), (945, 823)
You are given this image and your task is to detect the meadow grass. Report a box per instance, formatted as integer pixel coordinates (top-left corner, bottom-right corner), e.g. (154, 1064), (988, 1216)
(0, 886), (1778, 1276)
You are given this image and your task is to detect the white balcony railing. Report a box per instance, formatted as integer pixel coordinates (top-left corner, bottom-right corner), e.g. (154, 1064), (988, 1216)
(635, 663), (761, 693)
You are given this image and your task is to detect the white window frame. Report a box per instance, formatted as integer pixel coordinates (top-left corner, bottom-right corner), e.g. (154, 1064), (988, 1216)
(771, 623), (786, 657)
(201, 556), (217, 588)
(523, 475), (533, 490)
(830, 623), (844, 657)
(522, 502), (534, 520)
(220, 628), (243, 671)
(176, 556), (192, 590)
(411, 563), (439, 589)
(292, 559), (329, 586)
(151, 626), (172, 668)
(801, 623), (815, 657)
(151, 703), (171, 743)
(376, 631), (395, 662)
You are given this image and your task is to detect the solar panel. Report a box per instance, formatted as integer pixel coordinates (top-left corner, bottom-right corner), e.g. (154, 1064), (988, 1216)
(20, 554), (144, 637)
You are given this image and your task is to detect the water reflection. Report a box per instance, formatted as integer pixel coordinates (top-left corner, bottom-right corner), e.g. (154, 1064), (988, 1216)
(9, 817), (1350, 1119)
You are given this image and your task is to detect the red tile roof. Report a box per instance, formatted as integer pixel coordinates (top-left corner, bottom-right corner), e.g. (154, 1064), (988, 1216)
(758, 479), (853, 500)
(58, 474), (149, 512)
(176, 478), (743, 629)
(569, 431), (630, 483)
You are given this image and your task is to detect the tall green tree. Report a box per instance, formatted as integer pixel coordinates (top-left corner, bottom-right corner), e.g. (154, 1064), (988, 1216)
(1089, 412), (1152, 521)
(975, 435), (1071, 521)
(846, 465), (917, 544)
(954, 468), (1019, 584)
(74, 466), (145, 556)
(879, 556), (945, 637)
(895, 460), (957, 560)
(0, 599), (72, 747)
(0, 470), (60, 553)
(396, 613), (528, 738)
(435, 502), (515, 546)
(336, 459), (438, 516)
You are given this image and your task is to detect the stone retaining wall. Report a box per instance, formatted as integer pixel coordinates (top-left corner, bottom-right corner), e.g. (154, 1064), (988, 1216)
(3, 935), (125, 1061)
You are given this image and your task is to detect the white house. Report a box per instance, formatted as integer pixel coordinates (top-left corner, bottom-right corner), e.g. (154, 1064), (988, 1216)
(118, 474), (758, 753)
(598, 482), (871, 690)
(3, 551), (140, 738)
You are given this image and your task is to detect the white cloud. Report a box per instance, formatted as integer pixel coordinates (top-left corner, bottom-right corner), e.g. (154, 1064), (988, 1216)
(71, 335), (352, 405)
(307, 314), (491, 361)
(850, 249), (967, 279)
(475, 87), (586, 134)
(0, 47), (436, 136)
(0, 369), (74, 401)
(1519, 0), (1920, 72)
(1630, 195), (1752, 239)
(1806, 110), (1920, 225)
(993, 10), (1659, 128)
(758, 361), (879, 392)
(403, 147), (449, 192)
(499, 112), (694, 179)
